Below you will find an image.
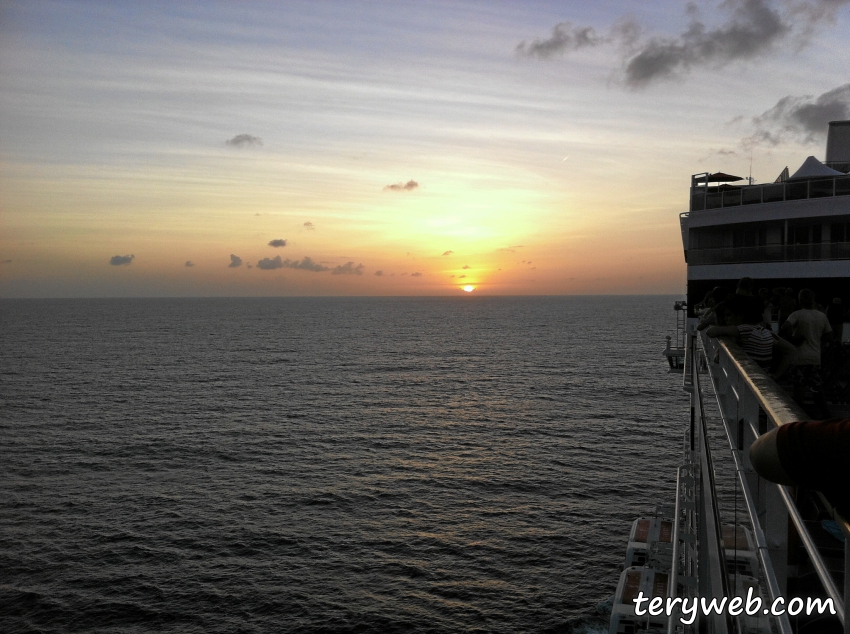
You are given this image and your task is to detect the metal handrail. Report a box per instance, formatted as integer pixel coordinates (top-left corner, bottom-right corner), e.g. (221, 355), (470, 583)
(708, 335), (806, 428)
(667, 465), (687, 634)
(693, 335), (733, 634)
(705, 335), (847, 629)
(778, 482), (846, 624)
(705, 387), (793, 634)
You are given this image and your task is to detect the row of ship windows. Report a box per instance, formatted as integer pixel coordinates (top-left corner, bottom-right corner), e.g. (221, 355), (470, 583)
(690, 220), (850, 250)
(686, 242), (850, 265)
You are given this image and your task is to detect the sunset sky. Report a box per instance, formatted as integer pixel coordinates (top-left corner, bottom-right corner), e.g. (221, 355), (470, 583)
(1, 0), (848, 297)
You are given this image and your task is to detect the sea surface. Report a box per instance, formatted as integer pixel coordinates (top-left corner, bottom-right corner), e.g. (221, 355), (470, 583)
(1, 296), (689, 633)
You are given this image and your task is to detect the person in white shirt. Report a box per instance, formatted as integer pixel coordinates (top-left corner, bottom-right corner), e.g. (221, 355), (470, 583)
(781, 289), (833, 418)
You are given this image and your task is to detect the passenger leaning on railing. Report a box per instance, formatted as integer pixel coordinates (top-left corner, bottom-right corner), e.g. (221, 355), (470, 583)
(696, 286), (730, 331)
(704, 277), (790, 372)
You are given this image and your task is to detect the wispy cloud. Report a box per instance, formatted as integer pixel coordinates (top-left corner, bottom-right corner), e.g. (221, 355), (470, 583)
(268, 239), (288, 248)
(185, 260), (195, 267)
(332, 261), (364, 275)
(257, 255), (284, 270)
(303, 221), (315, 230)
(228, 254), (243, 268)
(411, 272), (423, 277)
(384, 180), (419, 191)
(109, 254), (134, 266)
(2, 259), (12, 264)
(442, 250), (453, 256)
(225, 134), (263, 148)
(518, 0), (850, 88)
(462, 265), (471, 269)
(374, 270), (384, 276)
(515, 22), (604, 59)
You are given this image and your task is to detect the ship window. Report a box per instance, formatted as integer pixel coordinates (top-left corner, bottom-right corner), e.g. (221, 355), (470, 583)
(786, 181), (808, 200)
(733, 228), (759, 248)
(762, 184), (784, 203)
(832, 223), (847, 243)
(766, 224), (782, 245)
(812, 225), (822, 244)
(789, 226), (810, 244)
(836, 177), (850, 196)
(809, 178), (834, 198)
(692, 228), (728, 248)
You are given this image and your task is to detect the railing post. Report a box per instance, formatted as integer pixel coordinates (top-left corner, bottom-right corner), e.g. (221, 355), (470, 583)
(845, 538), (850, 634)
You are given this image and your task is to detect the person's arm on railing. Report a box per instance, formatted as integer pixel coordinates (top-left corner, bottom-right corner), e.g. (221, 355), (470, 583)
(750, 420), (850, 516)
(705, 325), (738, 338)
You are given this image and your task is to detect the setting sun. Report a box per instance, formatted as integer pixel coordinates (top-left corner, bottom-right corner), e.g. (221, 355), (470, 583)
(462, 285), (475, 293)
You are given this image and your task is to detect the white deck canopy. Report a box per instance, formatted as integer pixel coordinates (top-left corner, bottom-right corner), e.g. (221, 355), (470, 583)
(789, 155), (844, 179)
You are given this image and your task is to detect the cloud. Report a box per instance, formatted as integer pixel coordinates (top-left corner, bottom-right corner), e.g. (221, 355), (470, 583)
(374, 270), (384, 276)
(442, 250), (454, 256)
(462, 265), (471, 269)
(515, 22), (604, 58)
(384, 180), (419, 191)
(1, 259), (12, 264)
(518, 1), (850, 88)
(411, 272), (423, 277)
(228, 254), (243, 268)
(225, 134), (263, 148)
(332, 261), (364, 275)
(257, 255), (285, 270)
(109, 254), (134, 266)
(747, 83), (850, 146)
(303, 221), (315, 230)
(459, 275), (466, 279)
(497, 245), (524, 253)
(268, 239), (288, 248)
(281, 256), (329, 272)
(185, 260), (195, 267)
(622, 0), (790, 88)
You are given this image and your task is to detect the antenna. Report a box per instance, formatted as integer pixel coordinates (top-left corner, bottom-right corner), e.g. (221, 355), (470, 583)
(748, 149), (754, 185)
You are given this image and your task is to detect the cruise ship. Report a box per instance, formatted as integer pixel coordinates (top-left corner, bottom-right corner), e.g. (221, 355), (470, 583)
(611, 121), (850, 634)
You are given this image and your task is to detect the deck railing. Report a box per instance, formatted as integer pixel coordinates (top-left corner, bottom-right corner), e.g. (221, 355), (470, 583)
(690, 176), (850, 212)
(699, 332), (849, 633)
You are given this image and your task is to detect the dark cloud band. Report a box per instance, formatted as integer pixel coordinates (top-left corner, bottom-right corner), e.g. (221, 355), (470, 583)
(517, 0), (850, 89)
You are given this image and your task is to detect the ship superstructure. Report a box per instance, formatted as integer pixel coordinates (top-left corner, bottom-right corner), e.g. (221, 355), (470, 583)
(611, 121), (850, 634)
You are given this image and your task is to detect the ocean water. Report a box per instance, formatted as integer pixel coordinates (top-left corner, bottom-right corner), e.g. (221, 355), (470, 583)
(1, 296), (689, 633)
